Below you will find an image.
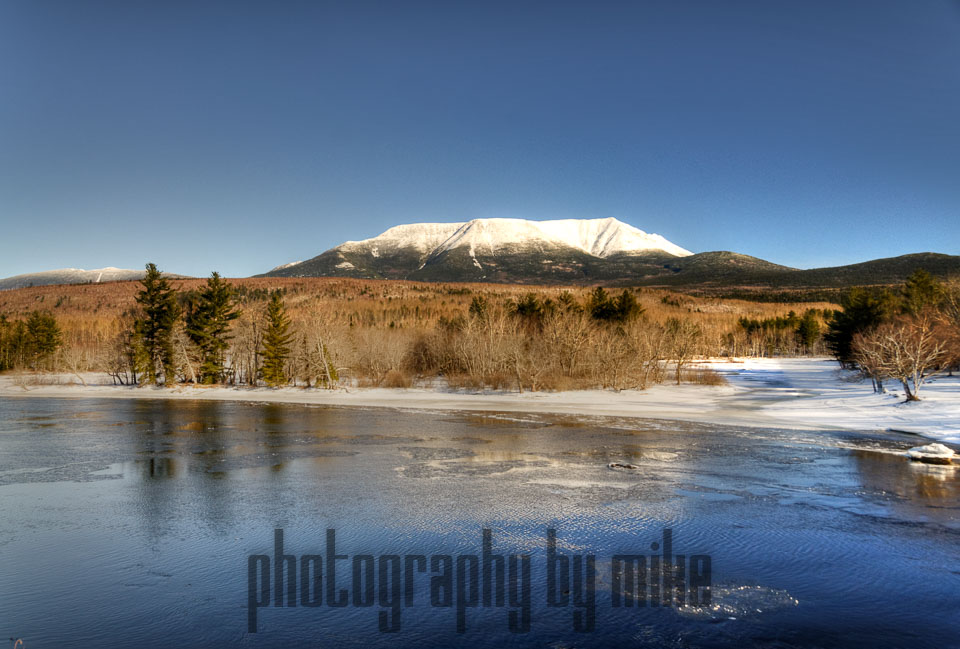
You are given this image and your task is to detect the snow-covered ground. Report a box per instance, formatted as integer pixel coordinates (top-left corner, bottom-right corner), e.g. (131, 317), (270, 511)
(703, 358), (960, 445)
(1, 358), (958, 446)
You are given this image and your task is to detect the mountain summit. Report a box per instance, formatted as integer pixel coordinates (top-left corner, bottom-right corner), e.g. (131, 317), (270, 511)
(262, 217), (692, 283)
(341, 217), (692, 258)
(259, 218), (960, 287)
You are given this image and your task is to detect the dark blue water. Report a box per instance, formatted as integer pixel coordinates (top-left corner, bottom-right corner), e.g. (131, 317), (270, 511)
(0, 398), (958, 648)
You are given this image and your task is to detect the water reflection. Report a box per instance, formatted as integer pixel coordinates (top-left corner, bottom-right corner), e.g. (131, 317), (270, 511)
(852, 449), (960, 514)
(0, 397), (958, 649)
(138, 456), (177, 479)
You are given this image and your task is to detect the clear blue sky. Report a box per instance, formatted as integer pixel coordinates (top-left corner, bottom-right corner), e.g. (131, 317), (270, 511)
(2, 0), (958, 278)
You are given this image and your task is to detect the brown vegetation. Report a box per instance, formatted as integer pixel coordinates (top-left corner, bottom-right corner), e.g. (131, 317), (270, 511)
(0, 277), (838, 392)
(847, 273), (960, 400)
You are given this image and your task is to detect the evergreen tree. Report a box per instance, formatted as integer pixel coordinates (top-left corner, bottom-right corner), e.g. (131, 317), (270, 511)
(468, 295), (488, 320)
(0, 315), (9, 370)
(261, 292), (292, 387)
(901, 269), (942, 315)
(8, 320), (29, 367)
(795, 310), (820, 352)
(185, 272), (240, 384)
(612, 289), (643, 322)
(509, 293), (544, 328)
(588, 287), (617, 321)
(589, 287), (643, 323)
(134, 263), (181, 384)
(824, 287), (896, 366)
(556, 291), (582, 313)
(25, 311), (63, 367)
(0, 312), (63, 369)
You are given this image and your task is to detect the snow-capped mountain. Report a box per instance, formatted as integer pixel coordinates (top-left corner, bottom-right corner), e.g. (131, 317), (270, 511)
(0, 267), (177, 290)
(340, 217), (691, 258)
(261, 217), (695, 283)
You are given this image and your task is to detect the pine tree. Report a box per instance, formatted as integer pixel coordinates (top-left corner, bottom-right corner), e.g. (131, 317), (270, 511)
(8, 320), (30, 367)
(134, 263), (181, 384)
(795, 310), (820, 352)
(556, 291), (581, 313)
(261, 292), (292, 387)
(589, 287), (642, 323)
(25, 311), (63, 368)
(588, 287), (616, 321)
(824, 287), (896, 367)
(468, 295), (488, 320)
(612, 289), (643, 322)
(509, 293), (546, 331)
(901, 269), (942, 315)
(185, 272), (240, 384)
(0, 315), (9, 371)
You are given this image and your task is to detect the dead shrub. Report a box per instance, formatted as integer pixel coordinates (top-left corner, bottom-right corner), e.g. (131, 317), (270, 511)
(681, 367), (727, 386)
(535, 373), (589, 392)
(381, 369), (412, 388)
(443, 373), (486, 390)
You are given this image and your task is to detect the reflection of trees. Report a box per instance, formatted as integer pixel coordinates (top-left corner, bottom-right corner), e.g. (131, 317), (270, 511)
(139, 456), (177, 479)
(128, 401), (356, 541)
(851, 450), (960, 517)
(190, 400), (236, 532)
(131, 400), (240, 542)
(129, 400), (183, 545)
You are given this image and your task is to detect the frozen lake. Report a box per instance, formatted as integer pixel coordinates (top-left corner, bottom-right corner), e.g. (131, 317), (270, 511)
(1, 397), (958, 647)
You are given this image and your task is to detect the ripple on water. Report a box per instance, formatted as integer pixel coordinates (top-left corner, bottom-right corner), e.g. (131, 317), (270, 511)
(676, 584), (799, 621)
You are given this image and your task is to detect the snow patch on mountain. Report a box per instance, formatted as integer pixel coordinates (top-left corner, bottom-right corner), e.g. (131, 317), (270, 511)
(269, 261), (303, 272)
(0, 267), (191, 291)
(338, 217), (691, 258)
(340, 222), (464, 253)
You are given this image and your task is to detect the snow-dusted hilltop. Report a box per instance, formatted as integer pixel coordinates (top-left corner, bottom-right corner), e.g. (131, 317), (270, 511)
(0, 267), (195, 290)
(341, 217), (692, 258)
(0, 267), (151, 291)
(262, 217), (695, 283)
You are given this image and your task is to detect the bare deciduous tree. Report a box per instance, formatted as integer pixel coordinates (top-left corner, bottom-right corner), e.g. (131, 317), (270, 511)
(852, 311), (951, 401)
(665, 318), (702, 385)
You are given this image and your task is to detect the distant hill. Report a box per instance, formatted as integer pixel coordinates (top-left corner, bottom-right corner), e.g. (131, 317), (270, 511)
(633, 252), (960, 290)
(0, 267), (190, 291)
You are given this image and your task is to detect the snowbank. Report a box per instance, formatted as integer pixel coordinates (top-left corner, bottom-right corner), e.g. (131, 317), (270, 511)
(703, 358), (960, 445)
(904, 443), (956, 464)
(2, 358), (958, 446)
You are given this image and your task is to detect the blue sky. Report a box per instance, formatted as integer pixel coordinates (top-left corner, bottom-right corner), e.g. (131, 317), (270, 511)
(1, 0), (958, 278)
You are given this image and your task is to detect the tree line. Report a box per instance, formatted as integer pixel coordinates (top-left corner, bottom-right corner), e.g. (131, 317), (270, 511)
(7, 264), (955, 396)
(736, 308), (830, 356)
(101, 269), (724, 391)
(0, 311), (63, 371)
(825, 269), (960, 400)
(112, 263), (330, 388)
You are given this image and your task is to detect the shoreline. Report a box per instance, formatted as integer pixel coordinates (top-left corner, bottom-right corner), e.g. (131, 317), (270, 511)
(3, 377), (758, 428)
(3, 358), (959, 445)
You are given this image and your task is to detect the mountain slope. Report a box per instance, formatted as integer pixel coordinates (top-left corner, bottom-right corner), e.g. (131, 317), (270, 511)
(0, 267), (195, 291)
(0, 267), (149, 291)
(261, 218), (960, 288)
(261, 217), (692, 282)
(633, 252), (960, 289)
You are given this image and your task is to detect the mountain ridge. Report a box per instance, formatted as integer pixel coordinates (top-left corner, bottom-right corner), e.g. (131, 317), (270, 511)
(0, 267), (195, 291)
(262, 217), (694, 282)
(3, 217), (957, 292)
(259, 218), (960, 289)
